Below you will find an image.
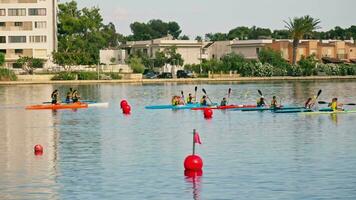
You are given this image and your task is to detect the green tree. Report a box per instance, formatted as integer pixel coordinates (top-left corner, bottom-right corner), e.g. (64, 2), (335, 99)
(228, 26), (251, 40)
(284, 15), (321, 64)
(128, 19), (182, 41)
(258, 48), (288, 68)
(15, 57), (44, 74)
(272, 30), (290, 39)
(248, 26), (272, 39)
(154, 51), (167, 68)
(0, 53), (4, 66)
(205, 33), (228, 41)
(179, 35), (190, 40)
(195, 36), (203, 42)
(56, 0), (120, 66)
(128, 56), (145, 73)
(164, 46), (184, 66)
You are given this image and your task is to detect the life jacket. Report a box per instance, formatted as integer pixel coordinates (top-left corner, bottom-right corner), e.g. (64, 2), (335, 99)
(187, 96), (194, 104)
(330, 102), (338, 110)
(271, 99), (277, 107)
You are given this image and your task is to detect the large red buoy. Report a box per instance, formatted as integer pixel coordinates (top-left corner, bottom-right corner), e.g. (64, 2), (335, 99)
(34, 144), (43, 156)
(203, 108), (213, 119)
(122, 104), (131, 114)
(120, 100), (128, 108)
(184, 155), (203, 171)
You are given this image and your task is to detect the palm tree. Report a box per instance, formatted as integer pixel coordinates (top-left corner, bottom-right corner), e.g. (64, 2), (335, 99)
(284, 15), (321, 64)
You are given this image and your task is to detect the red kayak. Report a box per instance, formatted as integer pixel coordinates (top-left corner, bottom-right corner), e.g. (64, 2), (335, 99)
(191, 104), (256, 110)
(26, 102), (88, 110)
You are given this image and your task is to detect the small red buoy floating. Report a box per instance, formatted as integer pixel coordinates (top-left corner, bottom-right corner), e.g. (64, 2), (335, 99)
(34, 144), (43, 156)
(184, 155), (203, 171)
(122, 104), (131, 114)
(120, 100), (128, 108)
(203, 108), (213, 119)
(184, 129), (203, 174)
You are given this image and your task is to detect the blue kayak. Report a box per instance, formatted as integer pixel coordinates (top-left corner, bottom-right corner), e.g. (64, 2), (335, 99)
(145, 103), (218, 110)
(231, 106), (305, 112)
(273, 108), (313, 113)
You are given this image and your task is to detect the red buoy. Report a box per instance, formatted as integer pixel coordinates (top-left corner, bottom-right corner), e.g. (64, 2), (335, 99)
(184, 155), (203, 171)
(203, 108), (213, 119)
(120, 100), (128, 108)
(122, 104), (131, 114)
(34, 144), (43, 156)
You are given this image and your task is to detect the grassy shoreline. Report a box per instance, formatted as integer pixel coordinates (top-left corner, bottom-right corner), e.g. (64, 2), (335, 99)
(1, 76), (356, 85)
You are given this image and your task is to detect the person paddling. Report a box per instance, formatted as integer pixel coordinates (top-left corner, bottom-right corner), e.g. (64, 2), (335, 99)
(304, 97), (314, 109)
(270, 96), (279, 109)
(200, 95), (208, 106)
(257, 96), (266, 107)
(51, 90), (59, 104)
(329, 98), (343, 111)
(72, 90), (80, 103)
(65, 88), (73, 103)
(220, 97), (227, 106)
(186, 93), (195, 104)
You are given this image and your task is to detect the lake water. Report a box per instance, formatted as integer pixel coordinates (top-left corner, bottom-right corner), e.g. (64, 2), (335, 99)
(1, 80), (356, 200)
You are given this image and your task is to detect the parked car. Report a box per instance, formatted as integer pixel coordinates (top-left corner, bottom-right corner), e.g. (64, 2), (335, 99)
(177, 70), (195, 78)
(157, 72), (173, 79)
(143, 71), (158, 79)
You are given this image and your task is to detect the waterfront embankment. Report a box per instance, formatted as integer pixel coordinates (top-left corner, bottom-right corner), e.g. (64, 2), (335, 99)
(1, 76), (356, 85)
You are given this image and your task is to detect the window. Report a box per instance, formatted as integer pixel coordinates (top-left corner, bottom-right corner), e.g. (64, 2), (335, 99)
(8, 8), (26, 16)
(14, 22), (23, 27)
(28, 8), (46, 16)
(0, 49), (6, 54)
(0, 36), (6, 43)
(0, 22), (5, 27)
(34, 21), (46, 29)
(15, 49), (23, 54)
(0, 9), (5, 16)
(256, 48), (260, 54)
(29, 35), (46, 43)
(9, 36), (26, 43)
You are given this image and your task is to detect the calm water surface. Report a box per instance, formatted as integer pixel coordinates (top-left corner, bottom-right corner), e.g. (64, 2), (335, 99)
(1, 80), (356, 200)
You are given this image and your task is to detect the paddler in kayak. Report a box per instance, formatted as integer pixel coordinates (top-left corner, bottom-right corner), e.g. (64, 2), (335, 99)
(220, 97), (227, 106)
(172, 96), (182, 106)
(72, 90), (81, 103)
(304, 97), (314, 109)
(200, 96), (208, 106)
(257, 96), (266, 107)
(65, 88), (73, 103)
(328, 98), (343, 111)
(186, 93), (195, 104)
(270, 96), (280, 109)
(51, 90), (59, 104)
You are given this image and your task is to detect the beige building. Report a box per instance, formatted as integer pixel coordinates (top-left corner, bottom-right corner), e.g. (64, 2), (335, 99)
(268, 39), (356, 63)
(0, 0), (57, 68)
(120, 35), (204, 73)
(230, 39), (273, 59)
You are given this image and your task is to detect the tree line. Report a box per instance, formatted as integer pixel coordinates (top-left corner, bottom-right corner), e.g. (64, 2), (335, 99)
(51, 0), (356, 69)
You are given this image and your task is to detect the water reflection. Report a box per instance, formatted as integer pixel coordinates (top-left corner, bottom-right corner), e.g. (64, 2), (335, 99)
(184, 170), (203, 200)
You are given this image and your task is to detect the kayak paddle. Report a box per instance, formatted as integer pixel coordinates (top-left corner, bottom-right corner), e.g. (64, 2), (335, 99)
(181, 91), (185, 104)
(227, 88), (232, 104)
(202, 88), (213, 104)
(318, 101), (356, 106)
(194, 86), (198, 103)
(258, 89), (263, 97)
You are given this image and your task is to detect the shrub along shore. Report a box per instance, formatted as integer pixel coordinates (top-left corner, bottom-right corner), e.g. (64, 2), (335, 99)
(184, 49), (356, 77)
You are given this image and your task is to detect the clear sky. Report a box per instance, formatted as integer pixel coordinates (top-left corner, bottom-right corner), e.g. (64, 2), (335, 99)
(64, 0), (356, 37)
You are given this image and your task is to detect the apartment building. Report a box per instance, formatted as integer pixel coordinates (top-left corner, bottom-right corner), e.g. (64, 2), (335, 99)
(267, 40), (356, 63)
(0, 0), (57, 68)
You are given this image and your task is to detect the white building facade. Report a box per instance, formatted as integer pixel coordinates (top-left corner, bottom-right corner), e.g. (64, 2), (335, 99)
(0, 0), (57, 68)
